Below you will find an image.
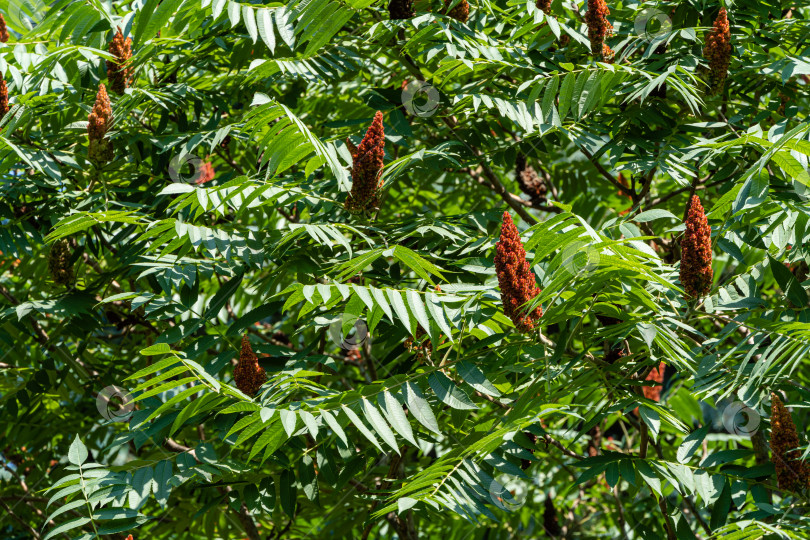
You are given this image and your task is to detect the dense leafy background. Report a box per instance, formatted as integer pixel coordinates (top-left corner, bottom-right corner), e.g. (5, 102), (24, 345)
(1, 0), (809, 538)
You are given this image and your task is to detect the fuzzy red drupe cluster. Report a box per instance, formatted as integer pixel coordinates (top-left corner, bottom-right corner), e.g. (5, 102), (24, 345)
(679, 195), (713, 299)
(703, 8), (731, 95)
(88, 84), (114, 163)
(345, 111), (386, 215)
(107, 29), (133, 95)
(234, 335), (267, 397)
(585, 0), (612, 60)
(495, 212), (543, 333)
(770, 393), (810, 492)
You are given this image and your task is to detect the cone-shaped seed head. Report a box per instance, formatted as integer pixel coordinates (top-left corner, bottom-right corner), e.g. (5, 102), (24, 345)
(770, 393), (810, 492)
(345, 111), (385, 215)
(679, 195), (713, 299)
(234, 335), (267, 396)
(495, 212), (543, 333)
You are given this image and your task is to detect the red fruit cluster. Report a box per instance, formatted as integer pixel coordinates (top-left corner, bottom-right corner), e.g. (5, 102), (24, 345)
(632, 361), (665, 416)
(0, 14), (8, 43)
(643, 362), (666, 402)
(345, 111), (385, 214)
(444, 0), (470, 23)
(602, 44), (615, 63)
(515, 154), (547, 204)
(107, 29), (133, 95)
(195, 161), (216, 185)
(389, 0), (414, 19)
(585, 0), (612, 59)
(0, 78), (8, 120)
(495, 212), (543, 333)
(770, 393), (810, 492)
(343, 348), (362, 363)
(680, 195), (713, 299)
(88, 83), (114, 163)
(703, 8), (731, 95)
(234, 335), (267, 396)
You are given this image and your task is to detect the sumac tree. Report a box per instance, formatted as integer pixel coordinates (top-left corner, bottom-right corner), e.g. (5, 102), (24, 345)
(0, 0), (809, 538)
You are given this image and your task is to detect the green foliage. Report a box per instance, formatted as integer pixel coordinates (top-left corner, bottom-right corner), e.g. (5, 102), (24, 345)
(1, 0), (810, 538)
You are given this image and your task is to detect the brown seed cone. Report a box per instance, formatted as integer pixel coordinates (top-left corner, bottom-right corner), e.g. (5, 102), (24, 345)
(107, 29), (133, 95)
(585, 0), (612, 58)
(770, 393), (810, 492)
(345, 111), (385, 215)
(535, 0), (551, 13)
(88, 83), (114, 163)
(0, 78), (8, 120)
(703, 8), (731, 96)
(495, 212), (543, 333)
(444, 0), (469, 22)
(515, 154), (547, 204)
(234, 335), (267, 396)
(601, 44), (615, 63)
(679, 195), (713, 299)
(389, 0), (414, 19)
(48, 240), (74, 286)
(543, 495), (562, 536)
(0, 14), (8, 43)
